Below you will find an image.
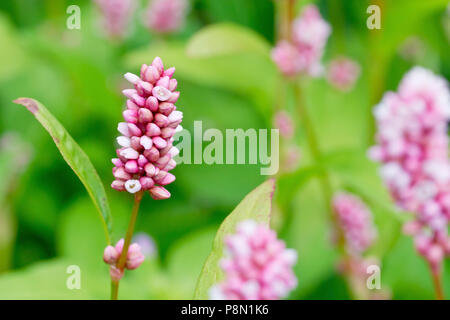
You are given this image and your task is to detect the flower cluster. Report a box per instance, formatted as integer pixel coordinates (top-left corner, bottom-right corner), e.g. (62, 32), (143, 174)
(144, 0), (189, 34)
(103, 239), (145, 281)
(111, 56), (183, 200)
(272, 5), (331, 77)
(332, 192), (377, 254)
(94, 0), (136, 39)
(369, 66), (450, 271)
(274, 111), (294, 139)
(210, 220), (298, 300)
(327, 57), (361, 92)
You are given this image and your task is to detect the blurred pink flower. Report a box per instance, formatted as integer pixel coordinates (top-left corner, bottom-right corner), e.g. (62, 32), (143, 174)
(112, 56), (182, 199)
(327, 57), (361, 91)
(144, 0), (189, 34)
(132, 232), (157, 258)
(333, 192), (377, 254)
(94, 0), (136, 39)
(271, 41), (303, 77)
(272, 5), (331, 77)
(103, 239), (145, 280)
(369, 66), (450, 270)
(274, 110), (294, 139)
(210, 220), (298, 300)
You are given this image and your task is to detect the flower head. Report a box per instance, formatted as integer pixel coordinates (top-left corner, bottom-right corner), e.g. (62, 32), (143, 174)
(274, 110), (294, 139)
(369, 66), (450, 270)
(95, 0), (136, 39)
(210, 220), (298, 300)
(333, 192), (377, 254)
(144, 0), (189, 34)
(327, 57), (361, 92)
(103, 239), (145, 281)
(112, 56), (182, 200)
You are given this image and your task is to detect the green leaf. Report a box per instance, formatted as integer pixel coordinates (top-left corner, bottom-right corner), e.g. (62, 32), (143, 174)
(186, 23), (271, 58)
(193, 179), (275, 299)
(13, 98), (112, 243)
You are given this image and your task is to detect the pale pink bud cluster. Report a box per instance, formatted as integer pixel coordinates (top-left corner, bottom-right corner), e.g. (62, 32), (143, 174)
(274, 111), (294, 139)
(144, 0), (189, 34)
(326, 57), (361, 92)
(95, 0), (136, 39)
(369, 67), (450, 270)
(210, 220), (298, 300)
(272, 5), (331, 77)
(333, 192), (377, 254)
(111, 56), (182, 199)
(103, 239), (145, 281)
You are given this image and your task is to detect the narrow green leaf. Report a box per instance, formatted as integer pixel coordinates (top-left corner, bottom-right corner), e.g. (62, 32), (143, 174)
(13, 97), (112, 243)
(186, 23), (271, 58)
(193, 179), (275, 299)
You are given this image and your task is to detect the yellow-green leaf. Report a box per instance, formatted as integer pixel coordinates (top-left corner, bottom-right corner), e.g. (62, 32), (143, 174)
(186, 23), (271, 58)
(193, 179), (275, 299)
(13, 97), (112, 243)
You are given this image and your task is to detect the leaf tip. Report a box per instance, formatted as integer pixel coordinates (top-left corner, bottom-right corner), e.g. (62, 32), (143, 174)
(13, 97), (39, 114)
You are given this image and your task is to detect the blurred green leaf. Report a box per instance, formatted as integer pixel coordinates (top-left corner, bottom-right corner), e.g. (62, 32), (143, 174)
(13, 98), (112, 244)
(193, 179), (275, 299)
(166, 227), (216, 298)
(186, 23), (271, 58)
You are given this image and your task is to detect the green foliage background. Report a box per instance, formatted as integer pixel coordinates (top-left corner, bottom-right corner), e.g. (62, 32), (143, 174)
(0, 0), (449, 299)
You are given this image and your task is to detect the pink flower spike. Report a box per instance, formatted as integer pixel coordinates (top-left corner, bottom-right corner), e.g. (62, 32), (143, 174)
(94, 0), (136, 40)
(210, 220), (297, 300)
(144, 0), (189, 34)
(332, 192), (377, 254)
(327, 57), (361, 92)
(112, 57), (182, 195)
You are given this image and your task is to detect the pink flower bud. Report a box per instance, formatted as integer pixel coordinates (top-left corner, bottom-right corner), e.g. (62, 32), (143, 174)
(149, 186), (171, 200)
(146, 122), (161, 136)
(139, 176), (155, 189)
(126, 243), (145, 270)
(103, 245), (119, 264)
(144, 146), (160, 162)
(113, 167), (132, 180)
(144, 163), (157, 177)
(111, 179), (125, 191)
(109, 266), (124, 282)
(145, 96), (159, 111)
(152, 136), (167, 149)
(124, 160), (139, 174)
(154, 113), (169, 127)
(152, 86), (172, 101)
(138, 108), (153, 123)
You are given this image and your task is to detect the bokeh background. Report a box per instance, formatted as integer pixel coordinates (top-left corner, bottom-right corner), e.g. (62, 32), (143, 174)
(0, 0), (449, 299)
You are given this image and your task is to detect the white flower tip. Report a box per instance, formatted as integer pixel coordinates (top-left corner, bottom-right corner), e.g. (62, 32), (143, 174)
(140, 135), (153, 150)
(124, 72), (140, 85)
(117, 136), (131, 147)
(125, 179), (142, 194)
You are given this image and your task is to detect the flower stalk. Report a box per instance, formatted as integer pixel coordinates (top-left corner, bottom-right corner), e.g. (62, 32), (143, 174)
(110, 190), (144, 300)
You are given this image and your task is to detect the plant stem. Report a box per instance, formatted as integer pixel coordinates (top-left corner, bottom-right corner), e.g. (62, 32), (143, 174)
(111, 280), (119, 300)
(110, 190), (144, 300)
(293, 83), (333, 210)
(430, 267), (444, 300)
